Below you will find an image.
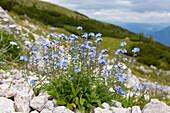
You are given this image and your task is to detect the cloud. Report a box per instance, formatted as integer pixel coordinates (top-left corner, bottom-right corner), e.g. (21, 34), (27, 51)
(40, 0), (170, 23)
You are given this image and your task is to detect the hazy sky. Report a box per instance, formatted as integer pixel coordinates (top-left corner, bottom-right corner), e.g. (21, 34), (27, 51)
(41, 0), (170, 24)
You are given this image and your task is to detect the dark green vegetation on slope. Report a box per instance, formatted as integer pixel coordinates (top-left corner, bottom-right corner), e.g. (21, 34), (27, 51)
(1, 0), (170, 70)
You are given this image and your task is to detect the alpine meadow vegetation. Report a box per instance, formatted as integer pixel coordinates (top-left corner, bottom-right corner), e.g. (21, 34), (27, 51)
(18, 27), (169, 112)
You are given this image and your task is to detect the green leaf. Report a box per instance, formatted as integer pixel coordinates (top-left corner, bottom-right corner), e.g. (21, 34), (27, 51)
(47, 91), (57, 96)
(86, 103), (92, 108)
(71, 103), (76, 108)
(80, 98), (86, 105)
(67, 103), (73, 110)
(57, 100), (67, 106)
(91, 86), (97, 98)
(74, 97), (79, 106)
(91, 99), (103, 108)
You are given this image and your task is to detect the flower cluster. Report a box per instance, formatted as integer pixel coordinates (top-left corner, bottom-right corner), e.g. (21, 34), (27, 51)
(19, 26), (145, 112)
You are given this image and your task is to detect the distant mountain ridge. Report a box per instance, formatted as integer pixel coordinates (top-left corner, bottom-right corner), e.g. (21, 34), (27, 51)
(113, 22), (170, 46)
(153, 26), (170, 47)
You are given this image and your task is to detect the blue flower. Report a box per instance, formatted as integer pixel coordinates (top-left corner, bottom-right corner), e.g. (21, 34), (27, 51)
(155, 81), (158, 85)
(122, 49), (127, 53)
(65, 55), (68, 59)
(104, 69), (110, 73)
(75, 67), (81, 73)
(59, 50), (63, 53)
(25, 43), (33, 47)
(146, 87), (150, 90)
(32, 46), (36, 50)
(96, 33), (102, 37)
(20, 56), (25, 60)
(115, 49), (122, 55)
(143, 82), (149, 86)
(70, 47), (75, 51)
(114, 64), (120, 68)
(52, 54), (58, 60)
(89, 32), (95, 37)
(59, 33), (65, 38)
(75, 41), (79, 43)
(115, 85), (121, 90)
(41, 43), (46, 46)
(82, 33), (88, 38)
(156, 85), (162, 89)
(56, 63), (60, 69)
(87, 41), (93, 45)
(121, 42), (127, 46)
(118, 77), (125, 83)
(163, 89), (167, 92)
(77, 26), (83, 30)
(120, 90), (127, 95)
(48, 33), (57, 38)
(46, 44), (51, 48)
(100, 55), (107, 60)
(101, 50), (105, 54)
(103, 74), (108, 77)
(92, 58), (95, 63)
(90, 46), (96, 51)
(70, 34), (78, 39)
(52, 40), (60, 44)
(30, 80), (35, 85)
(90, 52), (96, 57)
(29, 59), (33, 62)
(62, 61), (67, 66)
(30, 51), (37, 55)
(78, 48), (83, 53)
(124, 75), (129, 79)
(62, 36), (68, 40)
(105, 62), (110, 65)
(162, 97), (166, 99)
(84, 52), (88, 56)
(20, 56), (28, 61)
(95, 38), (103, 43)
(140, 85), (144, 90)
(132, 48), (140, 53)
(152, 86), (155, 89)
(122, 58), (128, 61)
(98, 59), (106, 64)
(43, 55), (48, 60)
(35, 58), (39, 62)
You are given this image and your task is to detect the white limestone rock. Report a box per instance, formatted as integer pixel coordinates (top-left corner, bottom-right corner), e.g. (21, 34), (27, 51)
(40, 108), (52, 113)
(13, 73), (23, 80)
(112, 100), (122, 108)
(53, 106), (74, 113)
(53, 106), (66, 113)
(30, 96), (48, 111)
(0, 97), (15, 113)
(4, 88), (17, 98)
(0, 69), (5, 74)
(102, 102), (110, 110)
(132, 106), (141, 113)
(0, 84), (10, 96)
(45, 101), (54, 110)
(52, 98), (57, 106)
(30, 110), (39, 113)
(142, 99), (170, 113)
(14, 91), (31, 113)
(39, 91), (52, 99)
(94, 107), (112, 113)
(126, 74), (140, 88)
(109, 107), (131, 113)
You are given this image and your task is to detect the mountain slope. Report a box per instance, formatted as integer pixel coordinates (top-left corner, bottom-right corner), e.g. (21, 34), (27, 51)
(0, 0), (135, 39)
(1, 0), (170, 70)
(153, 26), (170, 47)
